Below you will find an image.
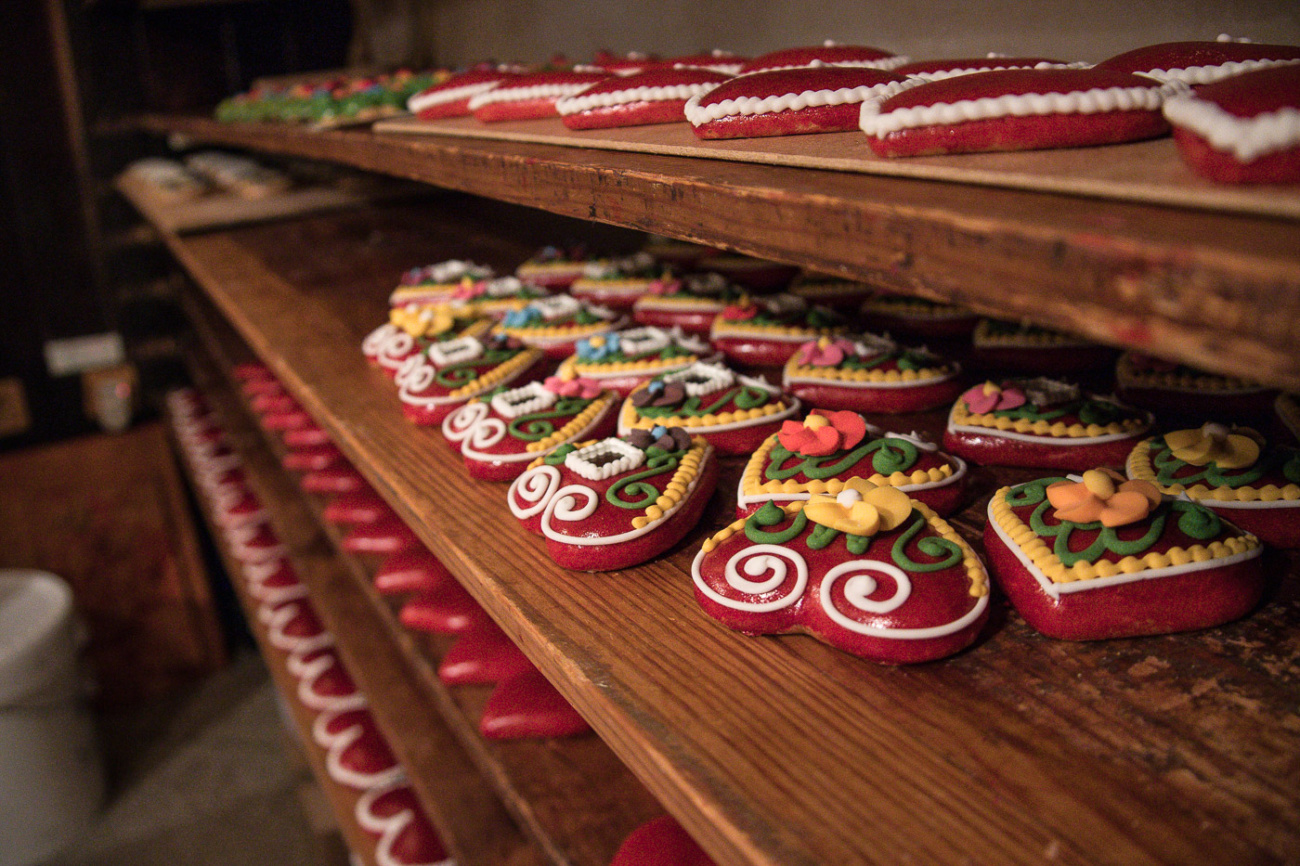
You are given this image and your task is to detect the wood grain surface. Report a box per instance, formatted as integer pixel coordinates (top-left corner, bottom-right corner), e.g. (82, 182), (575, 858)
(139, 113), (1300, 391)
(153, 200), (1300, 866)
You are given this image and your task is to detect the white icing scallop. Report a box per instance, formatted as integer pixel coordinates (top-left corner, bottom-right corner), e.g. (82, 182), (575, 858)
(1163, 93), (1300, 161)
(508, 465), (563, 519)
(408, 80), (503, 113)
(686, 76), (915, 126)
(661, 361), (735, 395)
(557, 81), (724, 115)
(907, 60), (1090, 82)
(860, 80), (1185, 137)
(1138, 57), (1300, 86)
(468, 81), (601, 110)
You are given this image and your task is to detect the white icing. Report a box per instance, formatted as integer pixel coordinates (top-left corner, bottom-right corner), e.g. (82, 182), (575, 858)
(557, 81), (722, 115)
(291, 650), (366, 713)
(734, 453), (967, 509)
(225, 522), (286, 563)
(355, 777), (455, 866)
(491, 381), (557, 418)
(261, 601), (335, 654)
(428, 335), (483, 367)
(615, 327), (671, 355)
(408, 79), (502, 113)
(468, 80), (601, 110)
(531, 294), (581, 319)
(686, 75), (914, 125)
(987, 494), (1264, 600)
(362, 322), (399, 358)
(422, 259), (488, 284)
(860, 79), (1186, 137)
(692, 544), (809, 612)
(508, 465), (563, 519)
(375, 330), (418, 371)
(483, 275), (526, 297)
(466, 417), (507, 450)
(458, 400), (617, 466)
(395, 355), (435, 394)
(545, 484), (600, 523)
(1138, 57), (1300, 85)
(565, 438), (645, 480)
(907, 60), (1090, 82)
(945, 402), (1152, 446)
(661, 361), (735, 395)
(441, 401), (489, 443)
(311, 707), (403, 791)
(820, 560), (989, 639)
(1163, 92), (1300, 161)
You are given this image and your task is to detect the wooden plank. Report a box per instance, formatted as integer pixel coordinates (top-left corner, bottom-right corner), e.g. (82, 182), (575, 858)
(158, 204), (1300, 866)
(180, 338), (544, 866)
(138, 114), (1300, 391)
(184, 287), (665, 866)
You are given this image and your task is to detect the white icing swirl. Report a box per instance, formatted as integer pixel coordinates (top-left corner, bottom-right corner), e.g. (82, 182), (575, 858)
(692, 544), (808, 612)
(686, 77), (914, 126)
(467, 417), (507, 450)
(546, 484), (600, 523)
(362, 322), (399, 358)
(820, 561), (989, 639)
(1164, 93), (1300, 161)
(441, 401), (489, 443)
(860, 80), (1186, 137)
(508, 465), (563, 519)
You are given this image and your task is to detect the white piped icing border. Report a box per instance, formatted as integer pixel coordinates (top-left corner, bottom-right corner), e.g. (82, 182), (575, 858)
(860, 80), (1186, 137)
(906, 60), (1091, 82)
(469, 81), (602, 110)
(686, 76), (915, 126)
(1163, 93), (1300, 162)
(557, 81), (724, 115)
(1137, 56), (1300, 86)
(408, 80), (503, 113)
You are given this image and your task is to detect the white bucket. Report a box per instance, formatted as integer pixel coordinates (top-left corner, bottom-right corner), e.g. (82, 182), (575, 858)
(0, 570), (104, 866)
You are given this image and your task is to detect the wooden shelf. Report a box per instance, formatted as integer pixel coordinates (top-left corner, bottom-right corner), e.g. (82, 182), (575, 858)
(139, 113), (1300, 391)
(183, 287), (666, 866)
(145, 198), (1300, 866)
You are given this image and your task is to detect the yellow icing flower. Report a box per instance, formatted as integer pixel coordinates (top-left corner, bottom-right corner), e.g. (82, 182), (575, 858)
(1165, 423), (1261, 469)
(804, 478), (912, 536)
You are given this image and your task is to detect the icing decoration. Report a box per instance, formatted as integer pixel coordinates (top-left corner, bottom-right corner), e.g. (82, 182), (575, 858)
(564, 437), (647, 481)
(626, 425), (693, 452)
(1046, 469), (1162, 527)
(803, 478), (913, 536)
(1165, 423), (1262, 469)
(1095, 38), (1300, 86)
(777, 410), (868, 457)
(685, 66), (913, 130)
(354, 776), (452, 866)
(740, 42), (907, 74)
(544, 375), (604, 399)
(794, 336), (854, 367)
(963, 382), (1026, 414)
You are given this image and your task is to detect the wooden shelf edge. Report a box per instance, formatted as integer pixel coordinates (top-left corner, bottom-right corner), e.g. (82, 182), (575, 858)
(138, 113), (1300, 391)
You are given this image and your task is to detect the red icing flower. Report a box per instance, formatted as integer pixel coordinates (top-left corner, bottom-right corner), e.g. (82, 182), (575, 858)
(721, 299), (759, 321)
(778, 410), (868, 457)
(962, 381), (1026, 414)
(543, 376), (602, 399)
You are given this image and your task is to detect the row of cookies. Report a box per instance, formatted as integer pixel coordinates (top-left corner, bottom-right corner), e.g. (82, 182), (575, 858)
(404, 38), (1300, 184)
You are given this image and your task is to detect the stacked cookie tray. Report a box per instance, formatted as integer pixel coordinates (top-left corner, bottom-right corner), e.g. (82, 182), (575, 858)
(133, 186), (1300, 866)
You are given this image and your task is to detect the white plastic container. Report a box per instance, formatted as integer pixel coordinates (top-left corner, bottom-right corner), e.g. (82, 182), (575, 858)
(0, 570), (104, 866)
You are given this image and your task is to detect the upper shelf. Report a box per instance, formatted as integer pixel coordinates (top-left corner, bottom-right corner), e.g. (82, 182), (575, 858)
(145, 197), (1300, 866)
(140, 114), (1300, 391)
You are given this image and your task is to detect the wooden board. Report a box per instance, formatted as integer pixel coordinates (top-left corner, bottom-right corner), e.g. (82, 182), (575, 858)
(115, 170), (426, 234)
(374, 114), (1300, 221)
(158, 202), (1300, 866)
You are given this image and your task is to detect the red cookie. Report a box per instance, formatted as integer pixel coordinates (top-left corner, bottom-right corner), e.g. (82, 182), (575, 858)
(322, 489), (392, 526)
(261, 598), (333, 655)
(443, 275), (553, 320)
(354, 777), (451, 866)
(611, 816), (717, 866)
(665, 50), (748, 76)
(619, 361), (802, 455)
(514, 244), (593, 290)
(507, 428), (718, 571)
(406, 67), (516, 119)
(1114, 351), (1275, 419)
(632, 272), (744, 336)
(700, 254), (800, 292)
(373, 548), (457, 596)
(440, 377), (620, 481)
(282, 443), (345, 472)
(969, 318), (1116, 375)
(782, 334), (964, 414)
(287, 646), (363, 713)
(553, 326), (719, 397)
(861, 68), (1181, 157)
(567, 251), (664, 309)
(398, 582), (491, 635)
(687, 66), (910, 139)
(386, 259), (496, 310)
(738, 411), (967, 518)
(226, 520), (286, 564)
(281, 422), (333, 448)
(858, 293), (979, 340)
(893, 56), (1085, 81)
(1126, 424), (1300, 548)
(985, 469), (1265, 640)
(1162, 64), (1300, 184)
(739, 42), (906, 74)
(341, 515), (422, 555)
(492, 294), (628, 359)
(479, 667), (591, 740)
(243, 557), (308, 606)
(558, 67), (732, 129)
(944, 378), (1154, 471)
(300, 464), (370, 495)
(693, 493), (989, 664)
(1096, 39), (1300, 86)
(437, 623), (533, 686)
(395, 333), (548, 426)
(710, 294), (848, 367)
(577, 49), (660, 77)
(311, 705), (403, 790)
(468, 70), (610, 122)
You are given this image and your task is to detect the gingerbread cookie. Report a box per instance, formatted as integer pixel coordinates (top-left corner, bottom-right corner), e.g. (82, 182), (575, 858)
(514, 244), (594, 289)
(554, 326), (718, 396)
(782, 334), (964, 414)
(407, 67), (517, 119)
(1115, 351), (1275, 418)
(687, 66), (911, 139)
(468, 70), (610, 122)
(737, 410), (967, 518)
(944, 378), (1153, 470)
(441, 376), (620, 481)
(970, 318), (1115, 374)
(985, 469), (1265, 639)
(1096, 38), (1300, 86)
(618, 361), (801, 455)
(859, 293), (979, 341)
(710, 293), (848, 367)
(893, 55), (1086, 81)
(786, 271), (874, 312)
(558, 67), (732, 129)
(568, 252), (664, 309)
(492, 294), (627, 359)
(395, 333), (547, 426)
(1126, 423), (1300, 548)
(860, 68), (1183, 157)
(692, 487), (989, 664)
(632, 272), (743, 336)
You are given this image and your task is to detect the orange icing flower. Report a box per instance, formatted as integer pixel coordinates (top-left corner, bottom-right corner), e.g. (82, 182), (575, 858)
(804, 478), (913, 536)
(777, 410), (868, 456)
(1164, 423), (1261, 469)
(1046, 469), (1162, 528)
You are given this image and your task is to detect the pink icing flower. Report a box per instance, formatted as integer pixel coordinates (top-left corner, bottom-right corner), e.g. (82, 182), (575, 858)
(451, 278), (486, 300)
(962, 382), (1026, 415)
(544, 376), (603, 399)
(794, 337), (854, 367)
(647, 277), (682, 296)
